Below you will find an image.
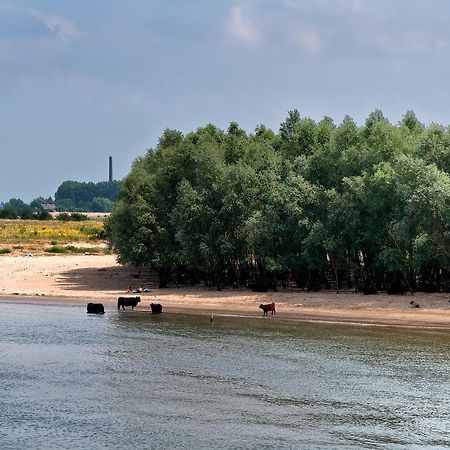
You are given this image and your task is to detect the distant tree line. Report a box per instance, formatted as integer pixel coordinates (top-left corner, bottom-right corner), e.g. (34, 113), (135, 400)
(0, 199), (93, 221)
(107, 110), (450, 293)
(0, 180), (121, 218)
(0, 198), (54, 220)
(55, 180), (121, 212)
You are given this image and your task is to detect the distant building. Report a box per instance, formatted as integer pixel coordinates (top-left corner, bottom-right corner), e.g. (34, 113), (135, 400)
(40, 203), (56, 212)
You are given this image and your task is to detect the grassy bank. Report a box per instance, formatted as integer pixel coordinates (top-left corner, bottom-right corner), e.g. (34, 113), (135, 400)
(0, 219), (109, 255)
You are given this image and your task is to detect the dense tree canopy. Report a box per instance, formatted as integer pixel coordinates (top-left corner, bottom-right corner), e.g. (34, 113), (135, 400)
(55, 180), (121, 211)
(107, 111), (450, 293)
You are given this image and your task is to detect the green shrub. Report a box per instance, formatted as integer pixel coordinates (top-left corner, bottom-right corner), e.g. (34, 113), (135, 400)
(70, 213), (89, 221)
(0, 206), (18, 219)
(56, 212), (89, 222)
(37, 211), (53, 220)
(56, 212), (71, 221)
(79, 225), (106, 239)
(45, 245), (102, 254)
(0, 248), (12, 254)
(46, 245), (68, 253)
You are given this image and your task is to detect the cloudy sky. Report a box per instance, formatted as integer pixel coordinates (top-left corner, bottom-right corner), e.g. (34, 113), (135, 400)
(1, 0), (450, 201)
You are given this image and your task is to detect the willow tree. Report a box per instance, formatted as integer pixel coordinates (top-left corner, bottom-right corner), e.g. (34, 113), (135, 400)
(108, 110), (450, 293)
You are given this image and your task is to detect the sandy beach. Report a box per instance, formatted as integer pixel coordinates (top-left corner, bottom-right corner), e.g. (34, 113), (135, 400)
(1, 253), (450, 329)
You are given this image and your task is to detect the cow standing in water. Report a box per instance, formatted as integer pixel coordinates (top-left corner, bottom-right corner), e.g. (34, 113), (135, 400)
(87, 303), (105, 314)
(259, 302), (276, 316)
(117, 296), (141, 310)
(150, 303), (163, 314)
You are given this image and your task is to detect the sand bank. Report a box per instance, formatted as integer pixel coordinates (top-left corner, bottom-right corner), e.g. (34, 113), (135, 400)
(0, 254), (449, 329)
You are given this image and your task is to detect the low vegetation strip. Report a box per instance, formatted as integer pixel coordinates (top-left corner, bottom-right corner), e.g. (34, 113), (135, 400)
(0, 219), (107, 255)
(45, 245), (104, 254)
(0, 219), (105, 242)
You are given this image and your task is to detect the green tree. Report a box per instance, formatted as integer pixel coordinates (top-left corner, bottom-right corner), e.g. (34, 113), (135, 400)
(390, 157), (450, 276)
(0, 205), (18, 219)
(401, 110), (423, 133)
(417, 124), (450, 174)
(4, 198), (34, 219)
(90, 197), (113, 212)
(108, 110), (450, 294)
(55, 180), (121, 211)
(30, 196), (54, 210)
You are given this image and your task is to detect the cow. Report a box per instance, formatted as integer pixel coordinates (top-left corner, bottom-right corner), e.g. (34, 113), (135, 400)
(363, 286), (378, 295)
(87, 303), (105, 314)
(150, 303), (163, 314)
(117, 296), (141, 310)
(259, 302), (276, 316)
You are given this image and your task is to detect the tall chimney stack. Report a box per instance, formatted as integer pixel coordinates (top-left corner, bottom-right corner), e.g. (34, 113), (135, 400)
(109, 156), (113, 182)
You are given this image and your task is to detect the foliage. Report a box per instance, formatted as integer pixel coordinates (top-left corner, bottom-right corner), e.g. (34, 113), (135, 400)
(56, 212), (89, 222)
(90, 197), (113, 212)
(45, 245), (103, 254)
(0, 199), (33, 219)
(55, 180), (121, 211)
(0, 198), (54, 220)
(0, 219), (106, 246)
(30, 196), (54, 209)
(108, 111), (450, 292)
(0, 206), (18, 219)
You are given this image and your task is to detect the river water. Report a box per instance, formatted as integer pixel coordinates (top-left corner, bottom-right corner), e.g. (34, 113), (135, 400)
(0, 302), (449, 449)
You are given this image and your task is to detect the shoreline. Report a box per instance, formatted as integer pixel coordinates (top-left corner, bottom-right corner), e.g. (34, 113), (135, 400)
(2, 292), (450, 331)
(0, 253), (449, 330)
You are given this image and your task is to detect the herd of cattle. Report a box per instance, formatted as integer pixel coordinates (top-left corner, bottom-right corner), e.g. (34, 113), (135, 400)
(87, 298), (277, 317)
(87, 297), (163, 315)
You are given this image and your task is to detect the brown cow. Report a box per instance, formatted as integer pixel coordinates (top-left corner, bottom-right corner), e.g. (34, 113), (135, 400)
(259, 302), (276, 316)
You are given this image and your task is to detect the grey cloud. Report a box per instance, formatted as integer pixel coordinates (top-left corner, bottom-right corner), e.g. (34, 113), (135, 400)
(29, 9), (83, 43)
(376, 29), (450, 55)
(227, 6), (261, 44)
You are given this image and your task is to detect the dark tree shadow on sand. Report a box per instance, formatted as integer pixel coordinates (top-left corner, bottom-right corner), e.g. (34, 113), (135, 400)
(56, 265), (159, 293)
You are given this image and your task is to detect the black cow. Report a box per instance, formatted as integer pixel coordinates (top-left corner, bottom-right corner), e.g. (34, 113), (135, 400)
(150, 303), (163, 314)
(117, 296), (141, 310)
(87, 303), (105, 314)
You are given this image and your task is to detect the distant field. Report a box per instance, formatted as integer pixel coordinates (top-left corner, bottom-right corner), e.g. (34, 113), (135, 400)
(0, 219), (109, 255)
(49, 212), (111, 220)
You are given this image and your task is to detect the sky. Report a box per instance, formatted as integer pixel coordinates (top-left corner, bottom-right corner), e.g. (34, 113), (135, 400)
(2, 0), (450, 202)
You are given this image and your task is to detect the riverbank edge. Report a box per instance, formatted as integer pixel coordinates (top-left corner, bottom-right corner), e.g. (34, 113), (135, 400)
(2, 294), (450, 331)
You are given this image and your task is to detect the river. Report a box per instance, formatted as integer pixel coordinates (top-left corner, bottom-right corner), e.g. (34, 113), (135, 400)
(0, 302), (449, 449)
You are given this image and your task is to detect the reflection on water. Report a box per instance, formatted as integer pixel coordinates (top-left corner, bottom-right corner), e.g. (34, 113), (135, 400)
(0, 302), (449, 449)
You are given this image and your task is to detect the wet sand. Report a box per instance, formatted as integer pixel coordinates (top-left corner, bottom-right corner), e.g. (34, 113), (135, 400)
(0, 254), (449, 329)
